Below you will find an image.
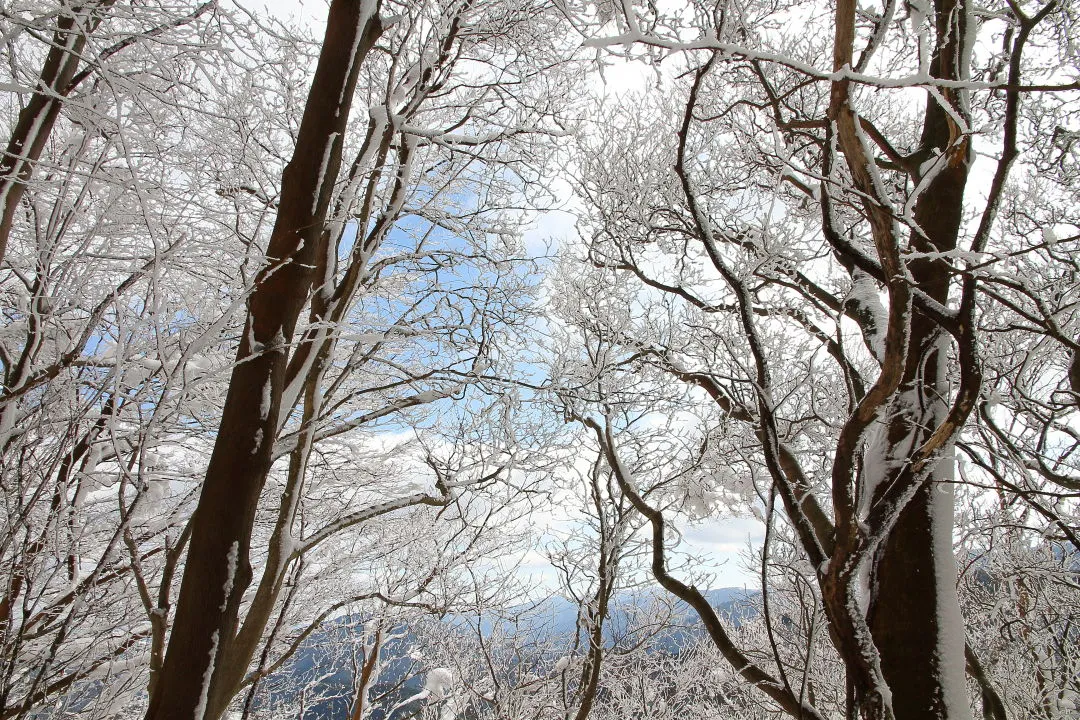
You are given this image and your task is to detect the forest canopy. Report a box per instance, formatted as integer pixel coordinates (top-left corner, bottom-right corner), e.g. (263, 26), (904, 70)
(0, 1), (1077, 719)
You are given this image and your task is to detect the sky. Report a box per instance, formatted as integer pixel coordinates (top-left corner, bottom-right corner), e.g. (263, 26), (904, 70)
(258, 0), (325, 28)
(250, 0), (764, 590)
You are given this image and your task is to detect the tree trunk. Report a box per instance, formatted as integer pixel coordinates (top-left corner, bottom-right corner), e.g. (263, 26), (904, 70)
(867, 1), (973, 717)
(868, 353), (971, 720)
(0, 1), (117, 268)
(144, 3), (383, 719)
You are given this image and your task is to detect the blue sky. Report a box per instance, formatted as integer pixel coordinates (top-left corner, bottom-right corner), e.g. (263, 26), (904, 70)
(253, 0), (764, 592)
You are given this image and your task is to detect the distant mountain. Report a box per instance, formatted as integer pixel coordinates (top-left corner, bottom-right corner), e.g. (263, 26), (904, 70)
(255, 587), (759, 720)
(496, 587), (758, 642)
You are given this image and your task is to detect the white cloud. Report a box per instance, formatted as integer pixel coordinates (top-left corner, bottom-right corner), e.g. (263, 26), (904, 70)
(680, 516), (765, 587)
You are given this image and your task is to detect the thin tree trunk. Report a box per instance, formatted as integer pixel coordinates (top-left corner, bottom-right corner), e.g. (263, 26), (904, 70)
(144, 3), (383, 719)
(572, 466), (617, 720)
(349, 627), (383, 720)
(0, 1), (116, 268)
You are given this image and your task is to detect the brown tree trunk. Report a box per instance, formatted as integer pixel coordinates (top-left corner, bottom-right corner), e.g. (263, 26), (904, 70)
(867, 1), (972, 717)
(144, 3), (383, 720)
(868, 342), (969, 720)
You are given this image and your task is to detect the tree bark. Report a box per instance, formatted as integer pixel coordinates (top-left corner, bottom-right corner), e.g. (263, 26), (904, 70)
(867, 1), (973, 717)
(144, 3), (383, 719)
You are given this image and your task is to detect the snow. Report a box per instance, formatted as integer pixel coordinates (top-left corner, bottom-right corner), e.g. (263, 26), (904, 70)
(1055, 689), (1079, 715)
(424, 667), (454, 699)
(682, 485), (721, 519)
(184, 356), (211, 383)
(222, 541), (239, 612)
(847, 271), (887, 362)
(259, 379), (272, 420)
(279, 326), (329, 428)
(960, 0), (976, 95)
(246, 330), (264, 355)
(0, 81), (32, 93)
(194, 630), (219, 720)
(166, 468), (242, 715)
(336, 1), (377, 108)
(310, 133), (339, 214)
(438, 696), (464, 720)
(918, 149), (942, 178)
(930, 452), (973, 720)
(135, 357), (163, 372)
(411, 390), (444, 404)
(387, 667), (455, 717)
(138, 478), (170, 521)
(0, 90), (50, 208)
(908, 0), (932, 76)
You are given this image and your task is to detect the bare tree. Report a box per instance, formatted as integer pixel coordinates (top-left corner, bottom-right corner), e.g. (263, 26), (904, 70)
(1, 0), (570, 717)
(145, 2), (569, 719)
(551, 0), (1079, 718)
(0, 3), (231, 715)
(0, 0), (216, 267)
